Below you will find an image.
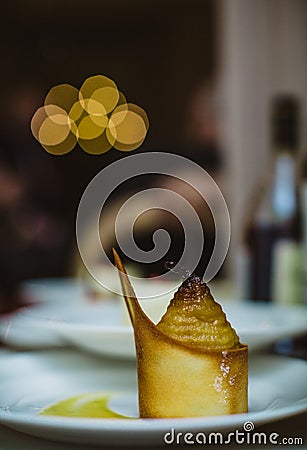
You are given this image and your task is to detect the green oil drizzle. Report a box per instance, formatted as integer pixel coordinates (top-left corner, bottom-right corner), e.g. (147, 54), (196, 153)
(39, 393), (130, 419)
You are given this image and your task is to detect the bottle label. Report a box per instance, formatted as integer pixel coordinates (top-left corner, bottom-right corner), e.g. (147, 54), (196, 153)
(272, 240), (302, 304)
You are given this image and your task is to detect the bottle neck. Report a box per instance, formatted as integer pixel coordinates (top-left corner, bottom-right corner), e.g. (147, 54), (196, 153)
(302, 149), (307, 180)
(272, 148), (296, 220)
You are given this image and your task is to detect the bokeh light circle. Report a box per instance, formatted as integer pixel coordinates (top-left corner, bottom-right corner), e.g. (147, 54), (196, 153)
(107, 103), (149, 151)
(38, 116), (71, 146)
(91, 87), (119, 114)
(45, 84), (79, 112)
(31, 104), (76, 154)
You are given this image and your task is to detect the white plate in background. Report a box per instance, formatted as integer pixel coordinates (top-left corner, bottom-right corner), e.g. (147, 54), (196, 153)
(1, 278), (306, 357)
(47, 299), (307, 358)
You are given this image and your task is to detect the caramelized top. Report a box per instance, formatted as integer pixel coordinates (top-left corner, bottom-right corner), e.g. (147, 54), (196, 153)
(157, 275), (240, 351)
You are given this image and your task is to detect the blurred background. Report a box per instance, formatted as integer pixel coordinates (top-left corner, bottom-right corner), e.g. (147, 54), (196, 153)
(0, 0), (306, 311)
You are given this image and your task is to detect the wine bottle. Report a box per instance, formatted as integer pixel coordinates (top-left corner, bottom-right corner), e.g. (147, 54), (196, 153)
(301, 151), (307, 304)
(244, 95), (302, 303)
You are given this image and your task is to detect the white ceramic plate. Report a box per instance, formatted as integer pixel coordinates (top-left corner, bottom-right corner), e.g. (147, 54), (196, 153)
(0, 349), (306, 447)
(1, 279), (307, 357)
(48, 300), (307, 358)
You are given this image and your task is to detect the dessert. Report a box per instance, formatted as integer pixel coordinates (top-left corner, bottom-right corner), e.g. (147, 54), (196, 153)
(113, 249), (248, 418)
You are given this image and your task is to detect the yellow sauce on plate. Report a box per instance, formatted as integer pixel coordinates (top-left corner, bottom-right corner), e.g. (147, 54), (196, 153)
(39, 393), (129, 419)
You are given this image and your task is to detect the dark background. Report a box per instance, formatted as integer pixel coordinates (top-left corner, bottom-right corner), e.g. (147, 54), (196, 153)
(1, 0), (216, 217)
(0, 0), (218, 306)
